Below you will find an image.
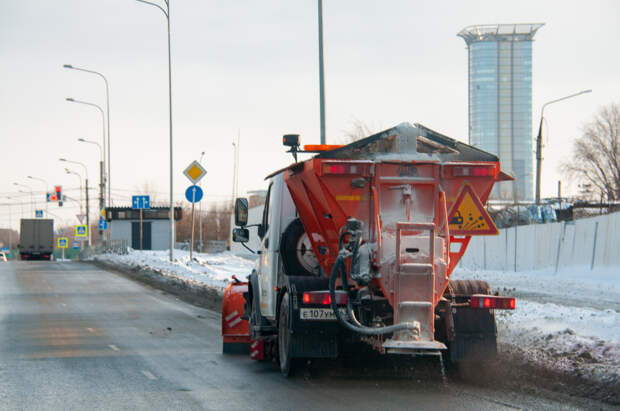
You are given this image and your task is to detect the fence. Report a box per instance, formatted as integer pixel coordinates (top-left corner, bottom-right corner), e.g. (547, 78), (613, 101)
(459, 211), (620, 271)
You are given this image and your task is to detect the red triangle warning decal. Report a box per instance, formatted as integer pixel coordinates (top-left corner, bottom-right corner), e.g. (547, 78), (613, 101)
(447, 184), (498, 235)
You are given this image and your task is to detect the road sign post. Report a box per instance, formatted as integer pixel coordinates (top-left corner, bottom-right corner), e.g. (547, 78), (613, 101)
(185, 185), (204, 260)
(57, 237), (68, 261)
(132, 195), (150, 251)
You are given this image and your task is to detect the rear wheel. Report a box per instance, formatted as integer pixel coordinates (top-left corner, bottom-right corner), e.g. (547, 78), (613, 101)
(278, 292), (296, 377)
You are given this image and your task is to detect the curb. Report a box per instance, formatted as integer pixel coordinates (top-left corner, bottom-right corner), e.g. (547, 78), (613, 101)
(91, 260), (224, 313)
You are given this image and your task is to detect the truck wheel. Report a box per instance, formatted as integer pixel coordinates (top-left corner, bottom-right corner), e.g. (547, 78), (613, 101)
(278, 292), (296, 376)
(280, 219), (319, 276)
(450, 279), (491, 296)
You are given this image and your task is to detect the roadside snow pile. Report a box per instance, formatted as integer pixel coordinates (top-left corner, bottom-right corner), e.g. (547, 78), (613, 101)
(453, 266), (620, 387)
(95, 249), (255, 291)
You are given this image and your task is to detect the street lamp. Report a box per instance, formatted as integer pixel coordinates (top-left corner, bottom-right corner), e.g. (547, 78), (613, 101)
(27, 176), (49, 215)
(64, 64), (112, 208)
(13, 182), (33, 216)
(317, 0), (326, 144)
(4, 197), (13, 249)
(66, 97), (106, 208)
(65, 168), (84, 216)
(78, 137), (105, 239)
(59, 158), (91, 246)
(535, 89), (592, 204)
(136, 0), (174, 261)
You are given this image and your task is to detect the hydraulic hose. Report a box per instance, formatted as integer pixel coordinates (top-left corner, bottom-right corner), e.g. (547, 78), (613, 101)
(329, 245), (415, 336)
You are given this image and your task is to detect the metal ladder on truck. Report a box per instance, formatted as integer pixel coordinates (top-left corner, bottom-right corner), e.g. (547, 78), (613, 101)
(383, 222), (447, 354)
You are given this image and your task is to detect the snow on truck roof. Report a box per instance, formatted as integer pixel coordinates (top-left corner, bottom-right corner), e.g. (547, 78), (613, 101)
(316, 122), (499, 162)
(266, 122), (499, 179)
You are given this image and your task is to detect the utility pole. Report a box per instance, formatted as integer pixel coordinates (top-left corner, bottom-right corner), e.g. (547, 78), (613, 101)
(317, 0), (326, 144)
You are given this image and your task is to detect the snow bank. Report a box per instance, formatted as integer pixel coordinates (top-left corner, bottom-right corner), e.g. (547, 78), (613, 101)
(95, 249), (255, 291)
(453, 266), (620, 389)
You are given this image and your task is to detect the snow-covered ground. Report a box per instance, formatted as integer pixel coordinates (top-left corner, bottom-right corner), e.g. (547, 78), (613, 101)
(453, 266), (620, 386)
(94, 249), (619, 389)
(95, 249), (255, 291)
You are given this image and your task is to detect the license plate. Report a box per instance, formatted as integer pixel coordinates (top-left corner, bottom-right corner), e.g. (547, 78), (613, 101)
(299, 307), (346, 321)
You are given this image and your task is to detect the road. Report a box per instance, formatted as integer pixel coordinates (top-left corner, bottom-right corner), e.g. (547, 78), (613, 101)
(0, 261), (591, 410)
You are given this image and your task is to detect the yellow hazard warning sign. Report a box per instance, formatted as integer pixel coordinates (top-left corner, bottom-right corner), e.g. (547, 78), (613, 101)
(447, 184), (498, 235)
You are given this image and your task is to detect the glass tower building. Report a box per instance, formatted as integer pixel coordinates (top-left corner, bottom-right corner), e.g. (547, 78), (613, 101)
(458, 24), (544, 201)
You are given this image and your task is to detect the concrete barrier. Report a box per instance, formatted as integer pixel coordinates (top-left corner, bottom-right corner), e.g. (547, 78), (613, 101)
(459, 211), (620, 271)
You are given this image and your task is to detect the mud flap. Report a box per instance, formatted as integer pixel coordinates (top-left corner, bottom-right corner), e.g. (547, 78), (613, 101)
(449, 306), (497, 362)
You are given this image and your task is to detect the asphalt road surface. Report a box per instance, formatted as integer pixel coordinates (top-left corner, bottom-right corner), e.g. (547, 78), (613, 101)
(0, 261), (593, 410)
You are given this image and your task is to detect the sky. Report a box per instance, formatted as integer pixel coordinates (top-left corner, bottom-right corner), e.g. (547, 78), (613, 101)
(1, 0), (619, 230)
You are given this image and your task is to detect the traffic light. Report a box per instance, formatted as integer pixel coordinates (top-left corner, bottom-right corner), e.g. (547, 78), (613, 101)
(56, 186), (62, 207)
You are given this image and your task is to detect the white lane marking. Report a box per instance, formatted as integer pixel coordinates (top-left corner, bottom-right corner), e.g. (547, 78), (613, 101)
(228, 317), (242, 327)
(142, 370), (158, 380)
(108, 344), (120, 351)
(61, 303), (67, 307)
(224, 311), (238, 322)
(87, 328), (95, 333)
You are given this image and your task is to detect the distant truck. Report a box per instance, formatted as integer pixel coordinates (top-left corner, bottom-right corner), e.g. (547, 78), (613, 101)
(18, 219), (54, 261)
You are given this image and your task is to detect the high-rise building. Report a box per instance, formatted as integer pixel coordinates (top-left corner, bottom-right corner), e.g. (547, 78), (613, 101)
(458, 23), (544, 201)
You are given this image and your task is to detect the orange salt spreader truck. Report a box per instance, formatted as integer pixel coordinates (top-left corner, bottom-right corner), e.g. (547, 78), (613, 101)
(222, 122), (515, 376)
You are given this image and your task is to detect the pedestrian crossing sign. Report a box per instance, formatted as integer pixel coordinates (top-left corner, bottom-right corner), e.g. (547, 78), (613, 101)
(75, 225), (88, 237)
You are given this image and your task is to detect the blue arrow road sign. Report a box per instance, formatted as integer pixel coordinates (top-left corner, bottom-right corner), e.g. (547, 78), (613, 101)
(98, 218), (108, 230)
(185, 185), (203, 203)
(132, 195), (150, 209)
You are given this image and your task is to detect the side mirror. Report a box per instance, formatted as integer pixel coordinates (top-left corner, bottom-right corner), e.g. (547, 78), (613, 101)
(234, 198), (249, 227)
(232, 228), (249, 243)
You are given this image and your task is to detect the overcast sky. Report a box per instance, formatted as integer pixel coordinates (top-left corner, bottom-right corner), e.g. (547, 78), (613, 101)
(1, 0), (619, 229)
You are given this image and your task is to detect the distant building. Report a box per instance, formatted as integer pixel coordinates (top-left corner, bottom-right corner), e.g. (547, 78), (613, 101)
(105, 207), (182, 250)
(458, 23), (544, 201)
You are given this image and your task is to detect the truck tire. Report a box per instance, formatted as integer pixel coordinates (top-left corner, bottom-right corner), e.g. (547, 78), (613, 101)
(280, 219), (319, 276)
(450, 279), (491, 296)
(278, 292), (296, 376)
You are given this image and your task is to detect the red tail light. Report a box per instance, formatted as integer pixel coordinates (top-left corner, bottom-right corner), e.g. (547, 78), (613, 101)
(302, 291), (348, 305)
(321, 163), (364, 175)
(452, 166), (497, 178)
(470, 295), (515, 310)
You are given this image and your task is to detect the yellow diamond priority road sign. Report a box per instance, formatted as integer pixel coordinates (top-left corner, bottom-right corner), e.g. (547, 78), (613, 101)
(183, 160), (207, 184)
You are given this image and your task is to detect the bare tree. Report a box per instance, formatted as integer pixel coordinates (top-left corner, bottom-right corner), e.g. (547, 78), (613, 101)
(341, 119), (379, 143)
(134, 180), (161, 205)
(562, 103), (620, 202)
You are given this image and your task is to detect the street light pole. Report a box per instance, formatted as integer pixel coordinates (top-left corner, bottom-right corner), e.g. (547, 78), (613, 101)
(78, 138), (104, 240)
(13, 183), (33, 216)
(136, 0), (174, 261)
(63, 64), (112, 208)
(65, 168), (84, 216)
(199, 151), (205, 253)
(59, 158), (90, 246)
(66, 97), (106, 211)
(317, 0), (326, 144)
(5, 197), (13, 249)
(535, 89), (592, 204)
(27, 176), (49, 215)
